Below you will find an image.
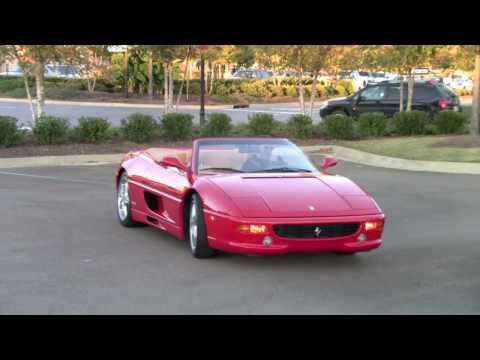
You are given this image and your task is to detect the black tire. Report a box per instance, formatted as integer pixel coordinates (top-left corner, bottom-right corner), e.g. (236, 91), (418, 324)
(116, 172), (140, 227)
(187, 194), (215, 259)
(334, 251), (356, 255)
(330, 109), (348, 116)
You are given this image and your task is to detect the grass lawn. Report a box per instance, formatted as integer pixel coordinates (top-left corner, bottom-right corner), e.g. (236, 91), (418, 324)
(339, 135), (480, 163)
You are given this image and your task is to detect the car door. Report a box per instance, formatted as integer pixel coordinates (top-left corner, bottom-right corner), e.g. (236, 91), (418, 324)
(354, 85), (388, 115)
(143, 161), (190, 228)
(383, 83), (406, 117)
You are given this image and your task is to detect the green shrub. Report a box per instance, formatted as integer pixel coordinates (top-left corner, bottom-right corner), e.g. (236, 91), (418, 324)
(336, 80), (354, 95)
(286, 114), (313, 139)
(0, 116), (22, 147)
(270, 85), (284, 97)
(322, 114), (355, 140)
(4, 87), (29, 98)
(272, 120), (288, 137)
(247, 113), (275, 135)
(202, 113), (232, 136)
(106, 126), (122, 140)
(424, 123), (440, 135)
(34, 116), (69, 145)
(231, 123), (250, 136)
(77, 117), (110, 143)
(392, 111), (429, 136)
(161, 112), (193, 140)
(357, 112), (388, 138)
(239, 80), (270, 98)
(285, 85), (297, 97)
(121, 113), (157, 143)
(435, 111), (467, 134)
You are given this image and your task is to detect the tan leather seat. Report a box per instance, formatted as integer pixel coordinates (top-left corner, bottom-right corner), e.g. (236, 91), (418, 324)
(144, 147), (192, 166)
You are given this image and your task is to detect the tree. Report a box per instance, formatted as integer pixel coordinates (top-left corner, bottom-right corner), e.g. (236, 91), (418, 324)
(144, 45), (188, 114)
(303, 45), (338, 117)
(360, 45), (439, 112)
(473, 49), (480, 137)
(76, 45), (110, 93)
(284, 45), (309, 113)
(232, 45), (255, 69)
(254, 45), (290, 87)
(0, 45), (75, 122)
(457, 46), (480, 136)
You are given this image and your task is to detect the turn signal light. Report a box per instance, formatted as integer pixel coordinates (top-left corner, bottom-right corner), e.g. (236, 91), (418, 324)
(238, 224), (267, 234)
(364, 220), (384, 231)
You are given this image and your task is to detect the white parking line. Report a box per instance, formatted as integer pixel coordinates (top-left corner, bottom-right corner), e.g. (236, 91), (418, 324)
(0, 170), (109, 186)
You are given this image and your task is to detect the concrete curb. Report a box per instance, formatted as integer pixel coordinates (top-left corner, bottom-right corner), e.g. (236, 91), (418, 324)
(0, 97), (228, 110)
(1, 145), (480, 175)
(0, 154), (123, 169)
(303, 145), (480, 175)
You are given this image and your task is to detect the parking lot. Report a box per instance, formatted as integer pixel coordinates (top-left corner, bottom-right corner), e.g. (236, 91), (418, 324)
(1, 160), (479, 314)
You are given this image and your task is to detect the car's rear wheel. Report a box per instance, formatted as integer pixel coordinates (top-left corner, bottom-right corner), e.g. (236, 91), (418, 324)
(117, 172), (140, 227)
(188, 194), (215, 259)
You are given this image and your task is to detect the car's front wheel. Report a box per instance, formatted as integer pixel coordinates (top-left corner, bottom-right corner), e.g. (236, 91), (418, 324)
(117, 172), (140, 227)
(188, 194), (215, 258)
(330, 109), (348, 116)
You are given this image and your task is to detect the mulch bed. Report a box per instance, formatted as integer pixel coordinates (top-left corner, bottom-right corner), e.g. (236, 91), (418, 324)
(0, 139), (192, 158)
(0, 138), (330, 159)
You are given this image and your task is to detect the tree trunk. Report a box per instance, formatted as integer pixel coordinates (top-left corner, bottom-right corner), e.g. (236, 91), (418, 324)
(168, 63), (174, 112)
(148, 51), (153, 100)
(406, 69), (414, 112)
(23, 74), (36, 123)
(298, 73), (305, 114)
(176, 47), (191, 109)
(399, 75), (404, 112)
(123, 49), (129, 98)
(163, 62), (169, 114)
(471, 54), (480, 136)
(209, 63), (215, 95)
(309, 70), (319, 118)
(34, 62), (45, 118)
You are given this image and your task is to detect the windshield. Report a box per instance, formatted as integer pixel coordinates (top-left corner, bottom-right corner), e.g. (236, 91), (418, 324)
(196, 139), (317, 174)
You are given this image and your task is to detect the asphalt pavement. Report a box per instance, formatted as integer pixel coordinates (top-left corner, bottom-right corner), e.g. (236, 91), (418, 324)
(0, 98), (322, 127)
(1, 160), (479, 314)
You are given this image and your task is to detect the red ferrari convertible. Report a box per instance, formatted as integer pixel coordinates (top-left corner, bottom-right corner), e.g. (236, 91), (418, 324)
(115, 138), (385, 258)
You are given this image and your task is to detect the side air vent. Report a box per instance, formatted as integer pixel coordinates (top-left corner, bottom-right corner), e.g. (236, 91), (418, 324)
(144, 192), (159, 211)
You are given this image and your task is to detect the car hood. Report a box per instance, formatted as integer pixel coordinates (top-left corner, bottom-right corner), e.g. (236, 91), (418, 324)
(207, 174), (381, 218)
(326, 97), (351, 106)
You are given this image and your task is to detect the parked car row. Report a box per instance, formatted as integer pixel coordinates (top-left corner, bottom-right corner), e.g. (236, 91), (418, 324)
(0, 64), (83, 79)
(319, 80), (461, 119)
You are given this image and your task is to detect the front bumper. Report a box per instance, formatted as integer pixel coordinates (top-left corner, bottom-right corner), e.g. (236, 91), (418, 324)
(203, 210), (384, 255)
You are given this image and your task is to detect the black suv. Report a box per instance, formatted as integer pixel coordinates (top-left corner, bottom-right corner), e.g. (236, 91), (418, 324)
(320, 80), (461, 118)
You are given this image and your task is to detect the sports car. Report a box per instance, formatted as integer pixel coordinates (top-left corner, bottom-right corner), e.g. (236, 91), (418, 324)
(115, 137), (385, 258)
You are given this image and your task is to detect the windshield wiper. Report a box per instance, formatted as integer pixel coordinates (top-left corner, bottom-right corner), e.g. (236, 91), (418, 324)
(251, 167), (312, 173)
(199, 167), (245, 173)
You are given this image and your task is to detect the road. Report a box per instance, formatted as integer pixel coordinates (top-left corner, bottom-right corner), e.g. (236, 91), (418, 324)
(1, 160), (479, 314)
(0, 98), (322, 127)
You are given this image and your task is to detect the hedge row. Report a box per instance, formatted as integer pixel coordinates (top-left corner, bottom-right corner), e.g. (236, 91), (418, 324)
(0, 76), (353, 99)
(0, 110), (468, 148)
(320, 110), (468, 140)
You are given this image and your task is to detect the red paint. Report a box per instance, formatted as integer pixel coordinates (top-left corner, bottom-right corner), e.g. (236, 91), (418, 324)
(116, 138), (385, 255)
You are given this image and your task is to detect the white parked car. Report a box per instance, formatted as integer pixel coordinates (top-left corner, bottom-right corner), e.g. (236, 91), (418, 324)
(338, 70), (371, 91)
(230, 69), (273, 80)
(443, 74), (473, 91)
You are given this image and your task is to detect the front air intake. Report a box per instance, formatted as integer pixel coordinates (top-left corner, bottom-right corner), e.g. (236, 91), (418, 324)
(273, 223), (360, 239)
